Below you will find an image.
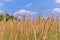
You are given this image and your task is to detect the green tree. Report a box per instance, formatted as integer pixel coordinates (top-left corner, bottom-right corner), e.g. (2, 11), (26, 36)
(5, 13), (14, 21)
(0, 13), (14, 21)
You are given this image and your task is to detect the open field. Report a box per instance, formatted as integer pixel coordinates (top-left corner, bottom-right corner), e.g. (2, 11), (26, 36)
(0, 14), (60, 40)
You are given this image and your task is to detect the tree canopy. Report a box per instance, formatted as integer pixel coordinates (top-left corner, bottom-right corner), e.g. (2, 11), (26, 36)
(0, 13), (14, 21)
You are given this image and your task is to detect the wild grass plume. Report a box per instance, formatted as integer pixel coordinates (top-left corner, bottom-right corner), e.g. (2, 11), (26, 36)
(0, 14), (60, 40)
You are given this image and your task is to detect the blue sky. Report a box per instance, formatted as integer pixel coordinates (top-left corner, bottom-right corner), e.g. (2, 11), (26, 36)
(0, 0), (60, 18)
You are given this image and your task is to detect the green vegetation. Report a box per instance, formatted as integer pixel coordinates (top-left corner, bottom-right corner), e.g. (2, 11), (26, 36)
(0, 13), (14, 21)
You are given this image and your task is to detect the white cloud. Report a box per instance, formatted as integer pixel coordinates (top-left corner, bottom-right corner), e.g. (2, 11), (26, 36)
(55, 0), (60, 3)
(5, 0), (13, 2)
(47, 8), (60, 14)
(14, 9), (37, 16)
(26, 3), (32, 7)
(0, 10), (2, 13)
(52, 8), (60, 14)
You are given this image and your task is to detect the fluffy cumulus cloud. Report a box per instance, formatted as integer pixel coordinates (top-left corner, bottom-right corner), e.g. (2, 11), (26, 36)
(47, 8), (60, 14)
(55, 0), (60, 3)
(52, 8), (60, 14)
(14, 9), (37, 16)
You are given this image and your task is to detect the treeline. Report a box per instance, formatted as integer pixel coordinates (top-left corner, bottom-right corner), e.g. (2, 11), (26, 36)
(0, 13), (14, 21)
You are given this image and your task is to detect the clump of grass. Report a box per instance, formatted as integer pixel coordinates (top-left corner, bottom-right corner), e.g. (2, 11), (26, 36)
(0, 14), (60, 40)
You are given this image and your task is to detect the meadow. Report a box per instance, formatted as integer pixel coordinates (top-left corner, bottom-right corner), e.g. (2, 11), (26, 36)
(0, 14), (60, 40)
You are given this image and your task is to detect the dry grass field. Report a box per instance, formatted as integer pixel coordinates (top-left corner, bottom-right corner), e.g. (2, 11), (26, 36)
(0, 14), (60, 40)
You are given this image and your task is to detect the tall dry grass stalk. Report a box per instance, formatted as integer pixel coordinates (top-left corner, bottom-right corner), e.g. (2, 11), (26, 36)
(0, 14), (60, 40)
